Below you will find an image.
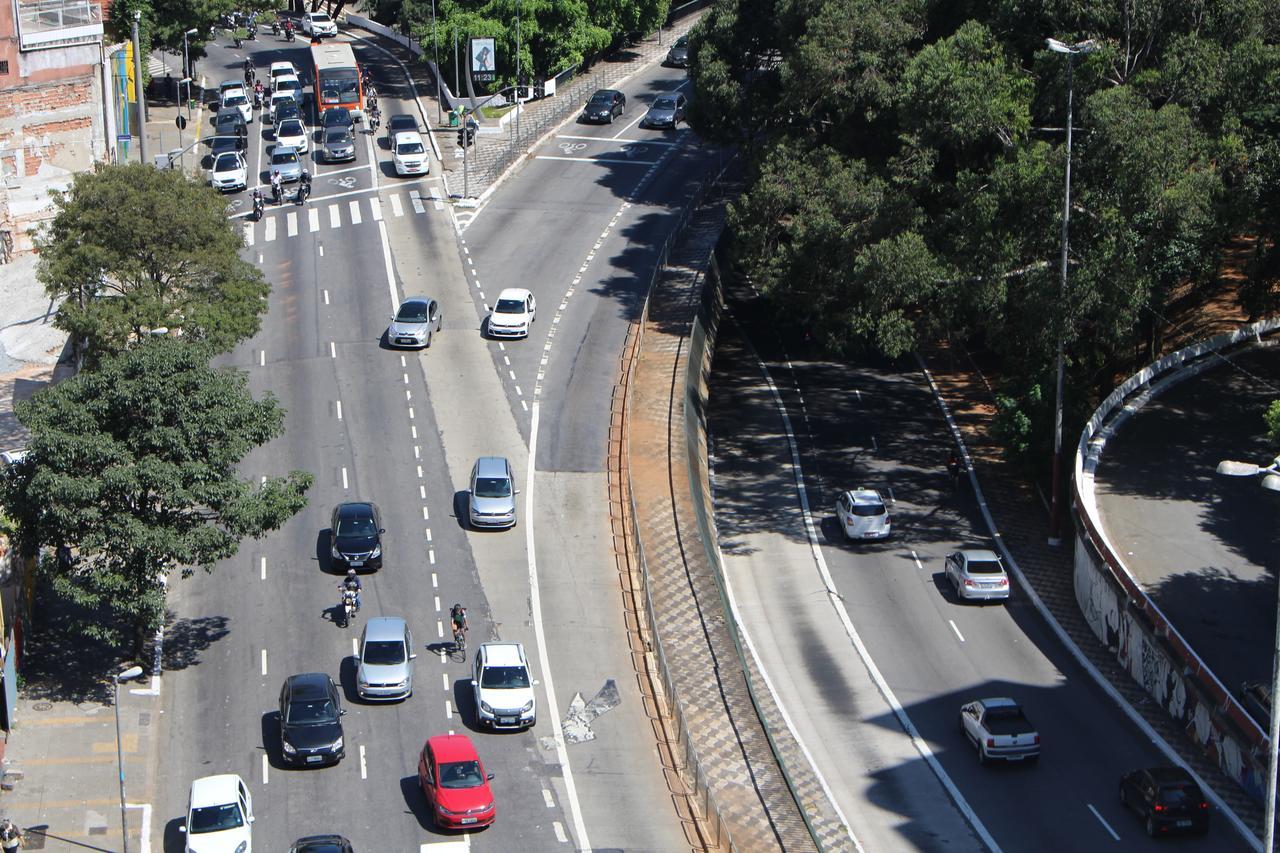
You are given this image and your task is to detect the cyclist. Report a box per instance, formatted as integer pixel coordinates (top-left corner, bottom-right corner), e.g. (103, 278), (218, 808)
(449, 603), (468, 645)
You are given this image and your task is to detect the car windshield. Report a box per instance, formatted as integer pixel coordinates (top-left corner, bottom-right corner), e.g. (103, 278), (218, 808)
(654, 97), (677, 110)
(214, 155), (240, 172)
(363, 639), (405, 665)
(279, 120), (303, 137)
(189, 802), (243, 833)
(325, 129), (351, 144)
(474, 477), (511, 499)
(481, 665), (530, 689)
(396, 303), (429, 322)
(966, 559), (1003, 574)
(495, 298), (525, 314)
(287, 697), (336, 724)
(224, 94), (247, 107)
(396, 141), (425, 155)
(337, 514), (376, 536)
(438, 760), (484, 789)
(850, 503), (885, 517)
(272, 150), (299, 165)
(675, 35), (688, 47)
(312, 13), (332, 22)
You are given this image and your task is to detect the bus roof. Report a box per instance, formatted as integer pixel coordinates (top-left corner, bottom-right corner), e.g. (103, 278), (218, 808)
(312, 41), (357, 72)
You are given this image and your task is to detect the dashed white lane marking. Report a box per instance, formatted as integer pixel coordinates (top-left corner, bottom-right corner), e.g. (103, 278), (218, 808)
(328, 204), (341, 228)
(425, 529), (433, 542)
(341, 467), (349, 490)
(352, 637), (359, 657)
(308, 207), (320, 232)
(260, 649), (267, 675)
(244, 222), (255, 245)
(553, 822), (567, 843)
(318, 245), (324, 257)
(371, 198), (383, 220)
(1087, 804), (1120, 841)
(912, 550), (924, 570)
(359, 744), (368, 780)
(445, 700), (453, 719)
(422, 507), (430, 521)
(949, 620), (966, 643)
(260, 557), (266, 581)
(419, 485), (426, 499)
(408, 407), (415, 419)
(542, 788), (555, 808)
(259, 350), (265, 367)
(403, 372), (410, 384)
(330, 341), (336, 358)
(349, 199), (362, 224)
(417, 465), (424, 478)
(264, 217), (277, 241)
(413, 445), (420, 459)
(390, 193), (405, 217)
(441, 672), (448, 691)
(323, 289), (330, 305)
(431, 572), (438, 588)
(286, 211), (298, 237)
(429, 549), (435, 565)
(434, 596), (440, 612)
(262, 753), (269, 785)
(336, 400), (343, 420)
(437, 620), (443, 637)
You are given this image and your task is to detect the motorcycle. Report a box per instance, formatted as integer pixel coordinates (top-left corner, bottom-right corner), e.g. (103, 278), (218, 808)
(270, 20), (280, 37)
(252, 192), (265, 221)
(271, 181), (282, 206)
(247, 23), (257, 40)
(284, 25), (295, 42)
(252, 89), (263, 110)
(341, 588), (358, 627)
(296, 177), (311, 205)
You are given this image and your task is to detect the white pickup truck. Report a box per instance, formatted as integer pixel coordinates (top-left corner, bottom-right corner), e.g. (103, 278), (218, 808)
(960, 697), (1040, 764)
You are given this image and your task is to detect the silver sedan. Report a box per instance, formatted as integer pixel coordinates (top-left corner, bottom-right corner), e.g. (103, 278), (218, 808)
(386, 297), (442, 349)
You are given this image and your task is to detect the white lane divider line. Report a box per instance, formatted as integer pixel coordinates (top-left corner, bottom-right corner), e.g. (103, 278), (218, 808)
(264, 217), (277, 242)
(318, 245), (324, 257)
(441, 672), (448, 691)
(260, 557), (266, 581)
(414, 445), (420, 459)
(286, 211), (298, 237)
(437, 620), (443, 637)
(417, 465), (424, 478)
(323, 289), (330, 305)
(444, 700), (453, 720)
(1087, 804), (1120, 841)
(422, 507), (430, 521)
(371, 198), (383, 221)
(352, 637), (359, 657)
(260, 649), (267, 676)
(341, 467), (349, 490)
(542, 788), (555, 808)
(431, 572), (438, 589)
(409, 190), (425, 214)
(419, 485), (427, 500)
(429, 549), (435, 565)
(408, 407), (415, 419)
(949, 620), (965, 643)
(308, 207), (320, 232)
(328, 203), (341, 229)
(912, 550), (923, 570)
(262, 753), (268, 785)
(349, 199), (362, 224)
(552, 822), (567, 844)
(259, 350), (265, 367)
(330, 341), (336, 358)
(359, 744), (367, 780)
(434, 596), (441, 612)
(336, 400), (343, 420)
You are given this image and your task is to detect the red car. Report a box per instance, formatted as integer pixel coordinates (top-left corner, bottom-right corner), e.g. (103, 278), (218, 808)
(418, 734), (496, 829)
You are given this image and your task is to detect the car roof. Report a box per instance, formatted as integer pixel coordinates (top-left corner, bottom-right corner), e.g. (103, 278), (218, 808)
(958, 548), (1000, 562)
(220, 79), (241, 90)
(496, 287), (531, 300)
(474, 456), (510, 478)
(285, 672), (333, 699)
(591, 89), (621, 98)
(292, 837), (351, 853)
(336, 501), (375, 517)
(189, 773), (242, 806)
(1145, 766), (1197, 785)
(270, 61), (296, 72)
(277, 118), (304, 128)
(844, 489), (884, 505)
(223, 88), (247, 98)
(276, 73), (300, 83)
(480, 642), (525, 668)
(364, 616), (407, 641)
(427, 733), (480, 762)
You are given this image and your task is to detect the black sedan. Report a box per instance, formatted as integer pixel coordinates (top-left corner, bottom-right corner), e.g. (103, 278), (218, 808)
(279, 673), (345, 767)
(1119, 766), (1210, 837)
(290, 836), (353, 853)
(321, 106), (354, 132)
(642, 92), (686, 129)
(581, 89), (625, 124)
(664, 34), (690, 68)
(330, 501), (383, 571)
(386, 113), (418, 140)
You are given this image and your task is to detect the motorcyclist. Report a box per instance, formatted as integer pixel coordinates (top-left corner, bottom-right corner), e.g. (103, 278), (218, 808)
(284, 19), (295, 41)
(343, 569), (362, 611)
(270, 169), (282, 204)
(252, 188), (265, 219)
(297, 169), (311, 203)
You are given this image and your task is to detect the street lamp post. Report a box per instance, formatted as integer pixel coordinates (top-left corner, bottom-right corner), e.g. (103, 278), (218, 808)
(113, 665), (144, 853)
(131, 11), (148, 165)
(430, 0), (442, 126)
(515, 0), (521, 142)
(182, 28), (198, 121)
(1218, 454), (1280, 850)
(1044, 36), (1097, 546)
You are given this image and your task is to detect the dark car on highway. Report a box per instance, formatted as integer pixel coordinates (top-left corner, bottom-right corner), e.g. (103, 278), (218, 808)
(664, 34), (690, 68)
(321, 106), (353, 132)
(1119, 766), (1209, 837)
(273, 98), (302, 126)
(321, 127), (356, 162)
(290, 836), (353, 853)
(213, 106), (247, 138)
(642, 92), (686, 129)
(330, 502), (383, 571)
(278, 673), (345, 767)
(386, 113), (418, 140)
(581, 89), (625, 124)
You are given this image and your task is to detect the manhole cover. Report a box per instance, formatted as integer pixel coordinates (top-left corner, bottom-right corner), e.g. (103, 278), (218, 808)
(32, 702), (52, 712)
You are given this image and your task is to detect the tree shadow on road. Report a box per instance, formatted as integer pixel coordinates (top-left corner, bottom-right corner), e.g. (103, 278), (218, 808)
(163, 613), (230, 672)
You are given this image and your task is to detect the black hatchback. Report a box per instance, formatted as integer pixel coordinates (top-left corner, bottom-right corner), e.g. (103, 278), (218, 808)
(321, 106), (354, 131)
(1119, 766), (1209, 837)
(279, 673), (345, 767)
(330, 502), (383, 571)
(291, 836), (353, 853)
(581, 89), (625, 124)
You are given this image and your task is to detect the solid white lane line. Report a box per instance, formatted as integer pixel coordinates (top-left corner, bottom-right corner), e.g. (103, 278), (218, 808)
(359, 745), (368, 780)
(328, 203), (341, 228)
(260, 649), (267, 676)
(262, 753), (268, 785)
(341, 467), (349, 490)
(378, 218), (397, 312)
(348, 199), (362, 224)
(526, 403), (592, 850)
(533, 154), (658, 166)
(949, 620), (966, 643)
(1087, 804), (1120, 841)
(260, 557), (266, 581)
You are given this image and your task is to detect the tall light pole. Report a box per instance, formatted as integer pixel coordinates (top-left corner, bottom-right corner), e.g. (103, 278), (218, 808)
(1044, 36), (1097, 546)
(430, 0), (442, 125)
(182, 28), (198, 121)
(515, 0), (521, 142)
(113, 665), (144, 853)
(131, 11), (148, 165)
(1218, 454), (1280, 851)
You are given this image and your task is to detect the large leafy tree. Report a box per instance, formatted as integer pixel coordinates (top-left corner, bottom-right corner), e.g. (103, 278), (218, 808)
(0, 340), (313, 650)
(36, 162), (269, 366)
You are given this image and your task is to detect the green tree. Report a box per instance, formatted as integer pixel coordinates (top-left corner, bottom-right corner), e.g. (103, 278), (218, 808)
(1266, 400), (1280, 444)
(36, 162), (269, 365)
(0, 339), (313, 650)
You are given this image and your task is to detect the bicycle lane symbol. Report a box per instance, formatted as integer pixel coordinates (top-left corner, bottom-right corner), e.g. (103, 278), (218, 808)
(557, 141), (587, 156)
(328, 176), (357, 189)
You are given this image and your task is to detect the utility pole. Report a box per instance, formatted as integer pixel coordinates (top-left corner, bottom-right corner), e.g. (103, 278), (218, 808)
(131, 11), (148, 165)
(515, 0), (521, 142)
(430, 0), (442, 125)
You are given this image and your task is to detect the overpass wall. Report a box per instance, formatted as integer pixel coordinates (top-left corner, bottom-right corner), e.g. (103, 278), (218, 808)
(1073, 318), (1280, 804)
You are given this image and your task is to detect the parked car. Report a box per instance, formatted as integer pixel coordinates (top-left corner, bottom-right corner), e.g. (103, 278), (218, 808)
(275, 118), (309, 154)
(486, 288), (536, 338)
(945, 549), (1010, 602)
(469, 456), (517, 529)
(208, 150), (247, 192)
(278, 673), (345, 767)
(321, 127), (356, 163)
(386, 296), (441, 348)
(357, 616), (416, 700)
(392, 131), (430, 176)
(269, 145), (304, 182)
(472, 642), (537, 730)
(182, 774), (254, 853)
(959, 697), (1040, 764)
(581, 89), (625, 124)
(642, 92), (686, 128)
(1119, 766), (1210, 837)
(835, 488), (890, 540)
(290, 836), (352, 853)
(664, 34), (690, 68)
(302, 11), (338, 37)
(417, 734), (496, 829)
(330, 502), (383, 571)
(221, 88), (253, 124)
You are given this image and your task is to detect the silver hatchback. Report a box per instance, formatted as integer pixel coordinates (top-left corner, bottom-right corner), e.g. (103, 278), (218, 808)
(356, 616), (416, 700)
(469, 456), (517, 529)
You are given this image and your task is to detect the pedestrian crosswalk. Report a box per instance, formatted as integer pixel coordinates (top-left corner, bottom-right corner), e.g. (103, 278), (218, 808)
(242, 188), (447, 245)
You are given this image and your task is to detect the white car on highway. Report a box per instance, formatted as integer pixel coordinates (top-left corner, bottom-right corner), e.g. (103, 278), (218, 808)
(472, 642), (537, 730)
(274, 118), (309, 153)
(182, 773), (254, 852)
(945, 548), (1010, 602)
(302, 11), (338, 37)
(221, 87), (252, 124)
(487, 288), (537, 338)
(836, 488), (890, 540)
(392, 131), (430, 176)
(208, 150), (247, 192)
(268, 61), (298, 88)
(959, 697), (1040, 764)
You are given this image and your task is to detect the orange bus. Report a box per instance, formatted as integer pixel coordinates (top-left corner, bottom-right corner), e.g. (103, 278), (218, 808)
(312, 41), (364, 120)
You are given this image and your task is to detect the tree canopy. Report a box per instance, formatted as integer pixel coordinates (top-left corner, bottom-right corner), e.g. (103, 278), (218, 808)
(0, 340), (313, 649)
(36, 162), (269, 365)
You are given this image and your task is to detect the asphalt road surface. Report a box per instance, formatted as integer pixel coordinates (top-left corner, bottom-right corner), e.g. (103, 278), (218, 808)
(707, 290), (1253, 852)
(153, 29), (711, 853)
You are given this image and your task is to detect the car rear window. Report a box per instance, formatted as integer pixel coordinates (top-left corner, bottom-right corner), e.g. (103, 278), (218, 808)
(1158, 784), (1202, 806)
(967, 559), (1003, 574)
(850, 504), (885, 517)
(397, 141), (425, 155)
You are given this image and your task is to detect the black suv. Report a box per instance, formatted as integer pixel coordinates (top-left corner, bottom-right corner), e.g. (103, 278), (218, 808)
(330, 502), (383, 571)
(278, 673), (345, 767)
(1119, 766), (1210, 837)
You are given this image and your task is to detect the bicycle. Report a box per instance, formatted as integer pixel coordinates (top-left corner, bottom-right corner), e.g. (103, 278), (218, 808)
(452, 624), (467, 654)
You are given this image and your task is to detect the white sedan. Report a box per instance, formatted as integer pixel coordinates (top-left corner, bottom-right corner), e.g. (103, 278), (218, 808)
(221, 88), (253, 124)
(945, 548), (1010, 602)
(208, 151), (247, 192)
(274, 118), (308, 154)
(487, 288), (537, 339)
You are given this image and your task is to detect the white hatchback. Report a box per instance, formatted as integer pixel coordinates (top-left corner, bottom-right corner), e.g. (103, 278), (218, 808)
(472, 642), (537, 730)
(274, 118), (309, 154)
(392, 131), (429, 176)
(836, 488), (890, 540)
(487, 288), (536, 338)
(268, 61), (298, 88)
(182, 773), (253, 853)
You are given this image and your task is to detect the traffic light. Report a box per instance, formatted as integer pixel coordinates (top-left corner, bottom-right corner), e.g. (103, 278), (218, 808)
(457, 128), (466, 148)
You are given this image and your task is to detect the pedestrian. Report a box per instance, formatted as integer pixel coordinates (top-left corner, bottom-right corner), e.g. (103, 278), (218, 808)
(0, 818), (24, 852)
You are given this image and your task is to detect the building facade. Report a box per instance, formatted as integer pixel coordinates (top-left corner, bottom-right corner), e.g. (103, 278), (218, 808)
(0, 0), (114, 259)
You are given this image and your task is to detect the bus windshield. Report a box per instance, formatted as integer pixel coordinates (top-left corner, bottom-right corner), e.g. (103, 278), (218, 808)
(319, 69), (359, 107)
